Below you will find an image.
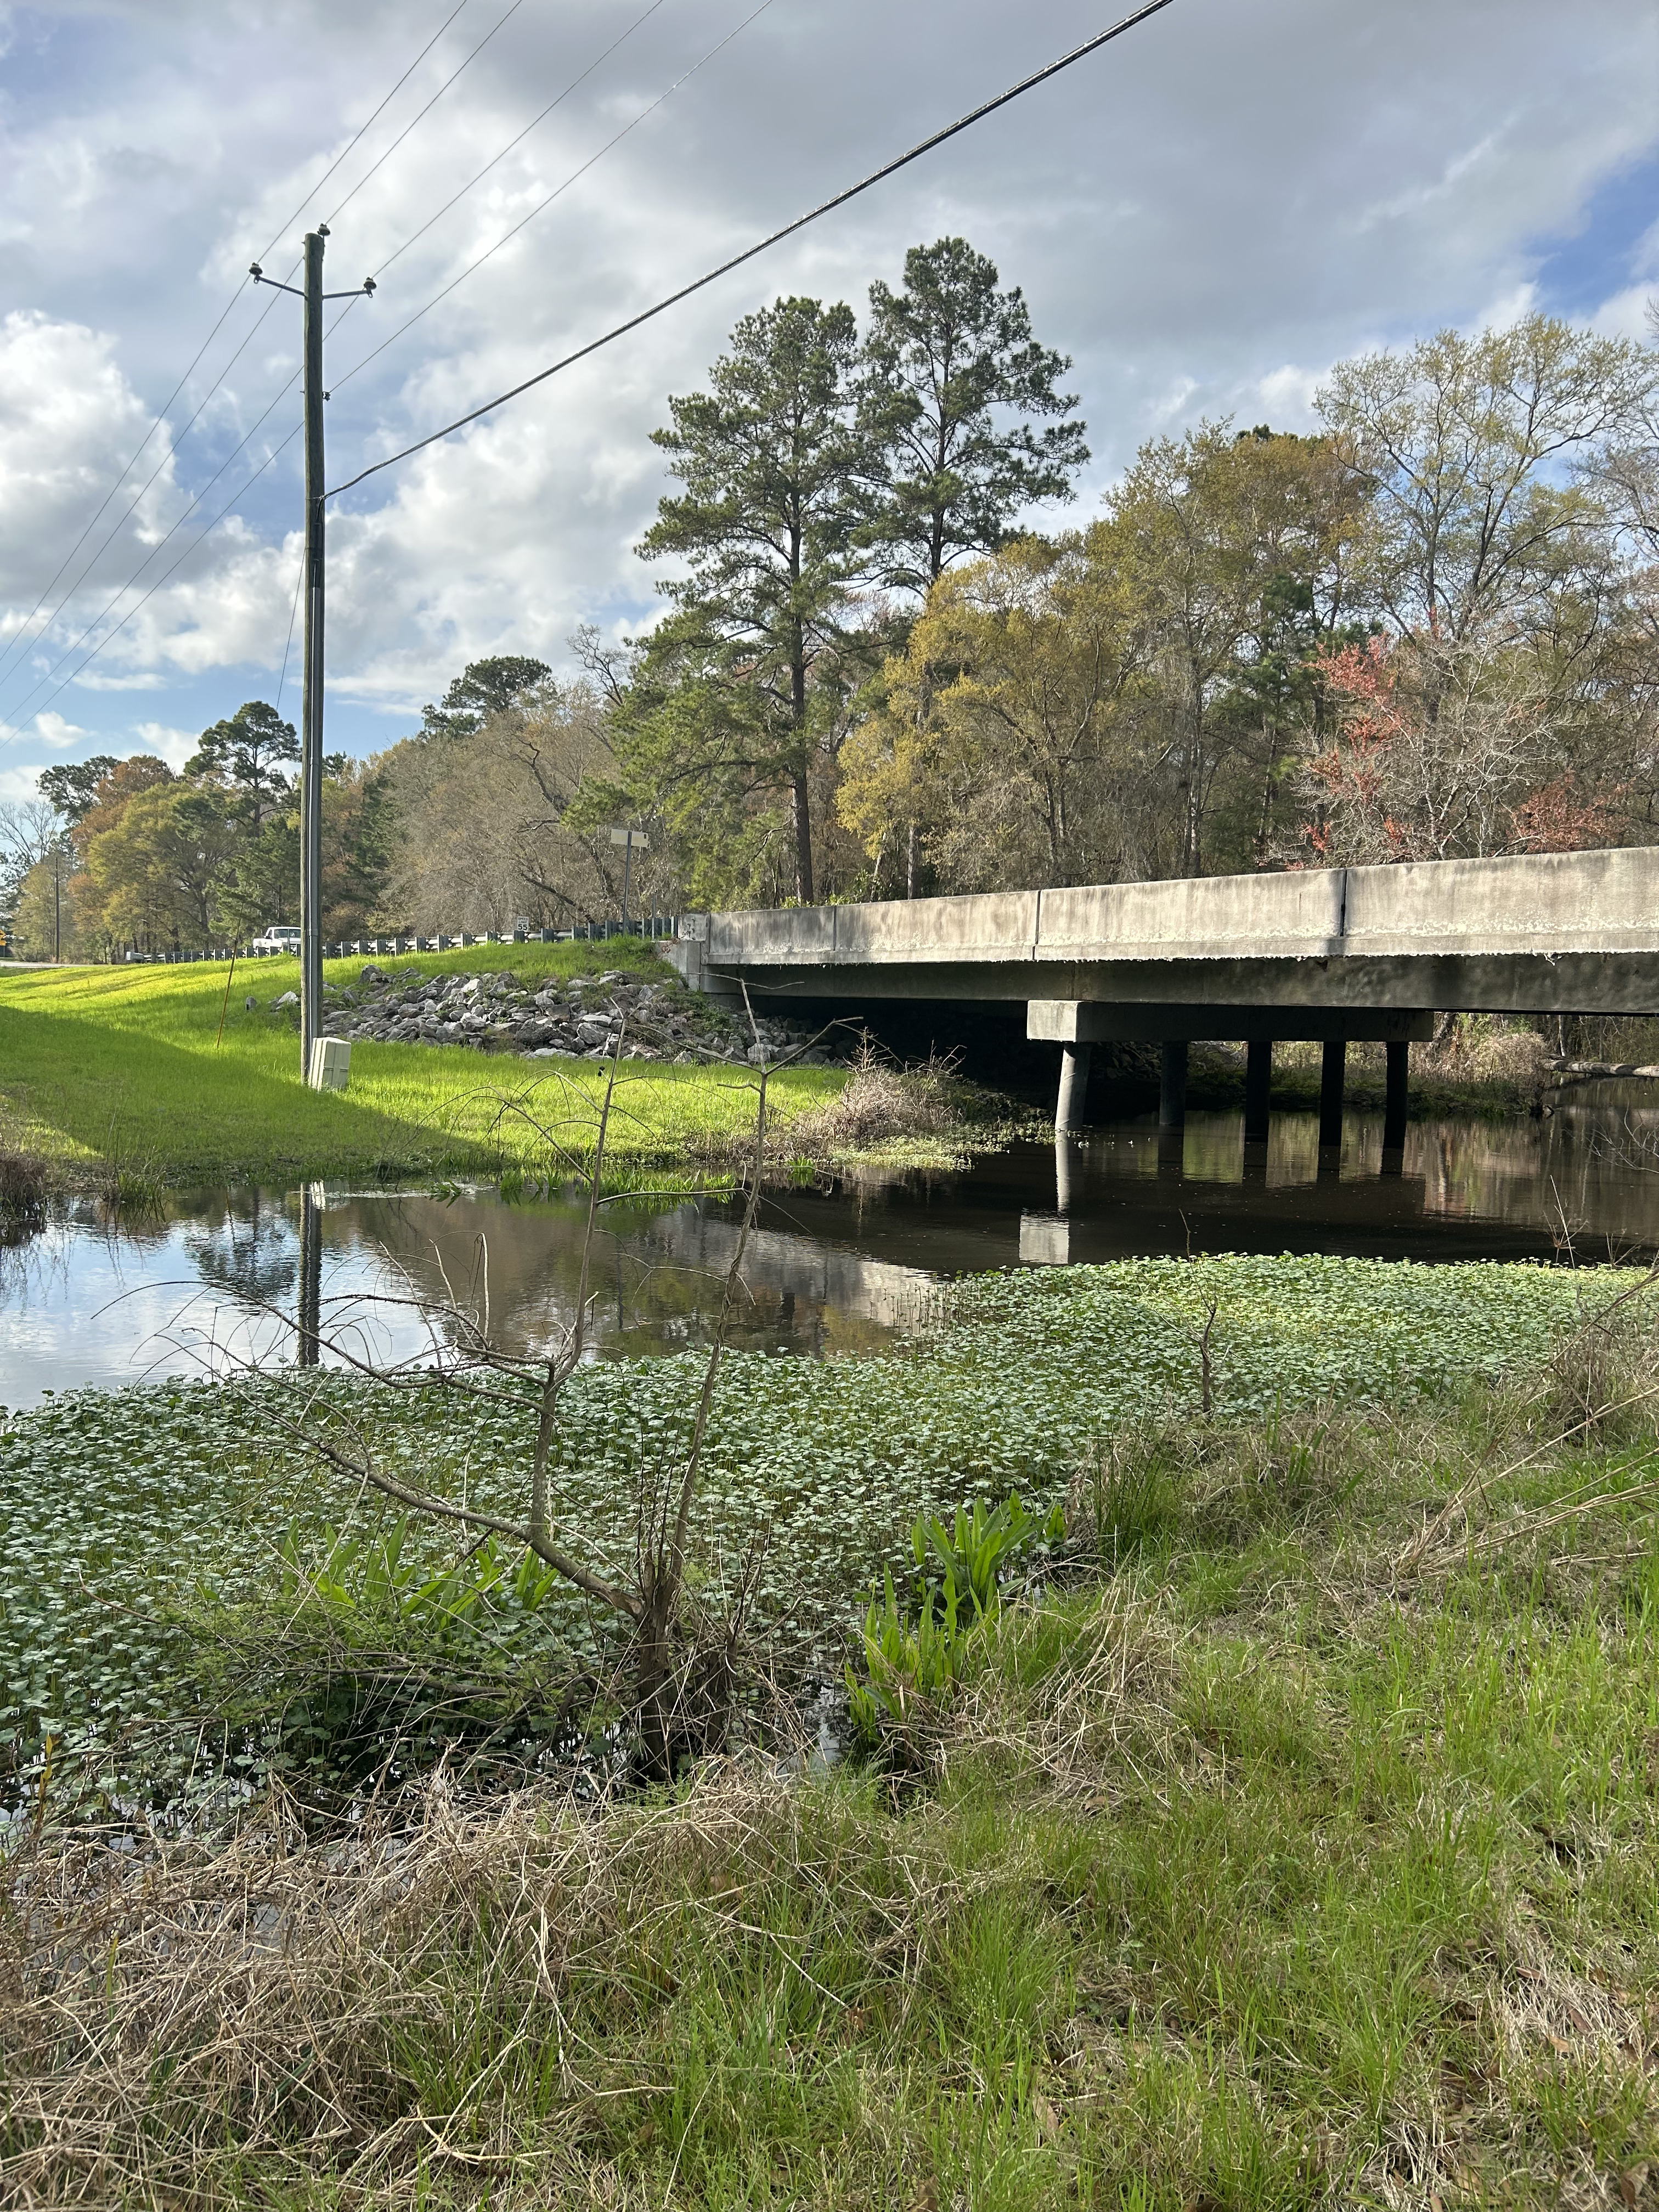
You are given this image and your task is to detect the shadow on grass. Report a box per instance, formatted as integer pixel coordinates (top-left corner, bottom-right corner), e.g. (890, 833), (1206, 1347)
(0, 1012), (509, 1183)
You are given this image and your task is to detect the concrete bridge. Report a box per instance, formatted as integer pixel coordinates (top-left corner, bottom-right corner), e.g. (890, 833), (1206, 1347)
(667, 847), (1659, 1159)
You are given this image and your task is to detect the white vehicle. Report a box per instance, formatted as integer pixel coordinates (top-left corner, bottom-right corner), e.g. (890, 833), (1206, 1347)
(250, 924), (302, 956)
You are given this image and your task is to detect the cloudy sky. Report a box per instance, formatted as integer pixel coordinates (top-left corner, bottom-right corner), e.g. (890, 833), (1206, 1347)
(1, 0), (1655, 797)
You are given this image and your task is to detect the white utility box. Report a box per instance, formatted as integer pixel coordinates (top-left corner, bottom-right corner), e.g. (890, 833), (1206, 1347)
(308, 1037), (352, 1091)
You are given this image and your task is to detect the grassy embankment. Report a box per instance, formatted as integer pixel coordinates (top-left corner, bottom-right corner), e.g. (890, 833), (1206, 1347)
(0, 943), (843, 1188)
(5, 1255), (1659, 2203)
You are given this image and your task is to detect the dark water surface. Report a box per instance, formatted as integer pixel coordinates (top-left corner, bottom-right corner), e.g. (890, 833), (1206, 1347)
(2, 1086), (1655, 1410)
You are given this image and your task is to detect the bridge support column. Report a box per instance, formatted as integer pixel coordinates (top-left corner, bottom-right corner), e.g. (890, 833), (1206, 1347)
(1160, 1040), (1188, 1130)
(1054, 1135), (1077, 1214)
(1054, 1042), (1092, 1134)
(1244, 1039), (1272, 1145)
(1318, 1039), (1346, 1161)
(1382, 1040), (1409, 1171)
(1158, 1041), (1188, 1176)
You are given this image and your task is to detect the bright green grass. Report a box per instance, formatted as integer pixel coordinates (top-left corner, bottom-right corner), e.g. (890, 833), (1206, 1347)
(0, 943), (840, 1184)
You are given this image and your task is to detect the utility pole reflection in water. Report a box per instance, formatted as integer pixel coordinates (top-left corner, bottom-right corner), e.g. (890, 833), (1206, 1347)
(297, 1183), (323, 1368)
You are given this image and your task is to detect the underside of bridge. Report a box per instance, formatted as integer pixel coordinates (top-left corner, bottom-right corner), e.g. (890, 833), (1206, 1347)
(668, 849), (1659, 1169)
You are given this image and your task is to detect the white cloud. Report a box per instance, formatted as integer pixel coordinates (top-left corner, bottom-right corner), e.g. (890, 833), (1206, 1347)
(0, 764), (49, 803)
(0, 310), (180, 608)
(133, 721), (201, 769)
(1255, 365), (1324, 428)
(33, 710), (86, 749)
(0, 0), (1654, 744)
(1593, 284), (1659, 342)
(66, 669), (167, 691)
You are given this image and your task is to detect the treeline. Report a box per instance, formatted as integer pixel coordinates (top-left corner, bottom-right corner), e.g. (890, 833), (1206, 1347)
(6, 239), (1657, 955)
(1, 710), (388, 962)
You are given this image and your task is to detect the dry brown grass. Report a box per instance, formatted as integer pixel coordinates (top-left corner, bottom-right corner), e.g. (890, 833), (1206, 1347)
(0, 1763), (812, 2208)
(1276, 1018), (1553, 1102)
(783, 1051), (963, 1158)
(1420, 1014), (1553, 1093)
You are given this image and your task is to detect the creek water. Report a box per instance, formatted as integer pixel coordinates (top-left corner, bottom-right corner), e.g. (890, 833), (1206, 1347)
(2, 1084), (1656, 1411)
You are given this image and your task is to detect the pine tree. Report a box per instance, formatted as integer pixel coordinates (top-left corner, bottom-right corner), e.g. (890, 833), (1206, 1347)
(631, 296), (868, 905)
(857, 238), (1088, 597)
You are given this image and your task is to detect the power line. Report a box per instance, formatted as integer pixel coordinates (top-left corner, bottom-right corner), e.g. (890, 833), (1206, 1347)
(0, 283), (298, 702)
(0, 283), (253, 687)
(4, 0), (682, 729)
(3, 376), (304, 725)
(274, 555), (306, 719)
(328, 0), (1177, 503)
(18, 2), (1178, 733)
(0, 0), (486, 706)
(24, 430), (304, 730)
(257, 0), (477, 261)
(5, 0), (663, 729)
(331, 0), (775, 400)
(368, 0), (670, 285)
(4, 298), (365, 726)
(314, 0), (528, 238)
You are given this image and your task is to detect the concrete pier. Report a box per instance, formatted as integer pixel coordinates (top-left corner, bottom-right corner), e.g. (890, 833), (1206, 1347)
(1319, 1040), (1346, 1156)
(1383, 1039), (1409, 1168)
(1054, 1135), (1077, 1215)
(1054, 1042), (1092, 1133)
(1244, 1039), (1272, 1144)
(1160, 1040), (1189, 1130)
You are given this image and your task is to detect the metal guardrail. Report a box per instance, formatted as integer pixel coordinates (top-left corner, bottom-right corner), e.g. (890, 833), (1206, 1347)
(110, 917), (682, 964)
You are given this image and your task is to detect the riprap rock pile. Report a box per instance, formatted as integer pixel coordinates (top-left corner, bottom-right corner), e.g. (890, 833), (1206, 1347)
(309, 964), (831, 1066)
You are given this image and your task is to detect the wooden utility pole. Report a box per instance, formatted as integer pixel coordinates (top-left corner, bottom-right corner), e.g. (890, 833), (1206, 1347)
(249, 233), (373, 1082)
(300, 228), (326, 1081)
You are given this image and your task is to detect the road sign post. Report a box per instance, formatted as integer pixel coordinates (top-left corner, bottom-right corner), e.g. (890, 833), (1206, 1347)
(608, 826), (648, 928)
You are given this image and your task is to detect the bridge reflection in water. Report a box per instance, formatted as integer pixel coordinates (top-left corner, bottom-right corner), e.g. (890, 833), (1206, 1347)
(1013, 1094), (1659, 1266)
(4, 1088), (1657, 1409)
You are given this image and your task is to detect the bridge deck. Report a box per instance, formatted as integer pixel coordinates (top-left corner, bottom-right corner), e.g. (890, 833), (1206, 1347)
(672, 848), (1659, 1026)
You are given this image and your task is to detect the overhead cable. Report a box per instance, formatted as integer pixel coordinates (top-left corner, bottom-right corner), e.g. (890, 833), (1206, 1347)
(3, 0), (524, 716)
(368, 0), (670, 285)
(330, 0), (775, 399)
(314, 0), (528, 239)
(0, 281), (254, 686)
(274, 556), (306, 719)
(256, 0), (477, 259)
(4, 375), (304, 725)
(0, 283), (301, 705)
(328, 0), (1177, 501)
(24, 430), (304, 729)
(5, 298), (364, 726)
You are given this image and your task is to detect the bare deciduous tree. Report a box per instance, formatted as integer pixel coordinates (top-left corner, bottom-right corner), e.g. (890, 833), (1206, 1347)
(381, 682), (667, 929)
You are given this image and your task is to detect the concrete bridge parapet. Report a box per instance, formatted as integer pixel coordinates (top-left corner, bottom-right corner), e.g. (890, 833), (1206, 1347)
(664, 848), (1659, 1153)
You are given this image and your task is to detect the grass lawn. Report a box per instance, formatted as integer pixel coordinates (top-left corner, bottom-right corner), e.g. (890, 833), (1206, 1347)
(0, 943), (842, 1186)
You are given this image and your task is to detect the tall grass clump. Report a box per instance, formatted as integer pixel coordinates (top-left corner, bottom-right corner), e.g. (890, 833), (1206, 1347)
(785, 1045), (967, 1156)
(0, 1145), (48, 1239)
